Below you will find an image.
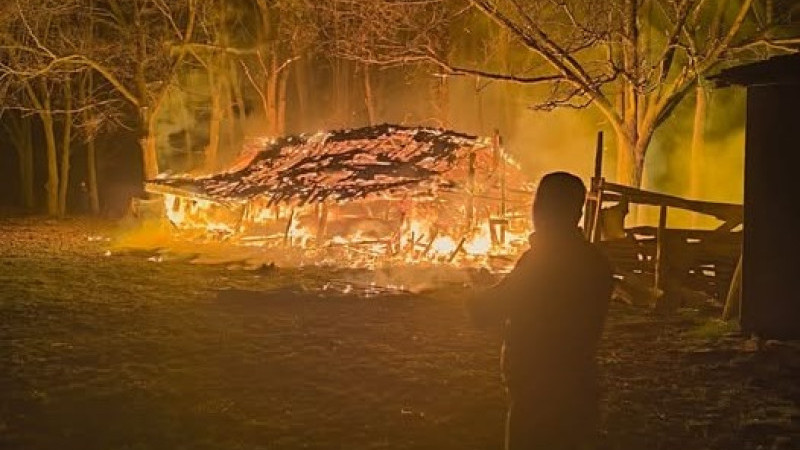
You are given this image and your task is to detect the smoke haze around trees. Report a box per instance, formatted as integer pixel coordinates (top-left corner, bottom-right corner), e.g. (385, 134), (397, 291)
(0, 0), (797, 216)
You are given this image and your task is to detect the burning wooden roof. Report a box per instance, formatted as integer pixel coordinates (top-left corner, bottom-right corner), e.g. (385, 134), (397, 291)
(147, 124), (532, 205)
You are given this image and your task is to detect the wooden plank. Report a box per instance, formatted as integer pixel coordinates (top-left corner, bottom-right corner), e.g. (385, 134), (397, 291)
(601, 181), (743, 222)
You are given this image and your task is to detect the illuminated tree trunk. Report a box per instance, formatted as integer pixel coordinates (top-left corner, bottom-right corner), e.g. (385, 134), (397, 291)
(363, 64), (376, 125)
(140, 108), (160, 180)
(690, 83), (707, 199)
(207, 71), (223, 168)
(264, 55), (279, 135)
(294, 56), (310, 128)
(58, 81), (73, 217)
(615, 130), (651, 188)
(224, 72), (237, 148)
(333, 58), (352, 126)
(230, 60), (246, 123)
(87, 138), (100, 215)
(277, 70), (288, 135)
(136, 23), (159, 180)
(432, 76), (450, 128)
(24, 80), (59, 215)
(42, 110), (59, 216)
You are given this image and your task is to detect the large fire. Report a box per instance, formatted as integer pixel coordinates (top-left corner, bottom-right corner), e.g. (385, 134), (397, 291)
(148, 125), (534, 271)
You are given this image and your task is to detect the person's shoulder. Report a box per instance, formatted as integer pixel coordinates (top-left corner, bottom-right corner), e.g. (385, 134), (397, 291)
(512, 248), (536, 270)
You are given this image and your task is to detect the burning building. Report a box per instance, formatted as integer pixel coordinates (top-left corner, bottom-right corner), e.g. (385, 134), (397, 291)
(145, 124), (534, 270)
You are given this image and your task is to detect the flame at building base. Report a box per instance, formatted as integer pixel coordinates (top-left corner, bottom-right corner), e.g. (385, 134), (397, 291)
(161, 193), (530, 272)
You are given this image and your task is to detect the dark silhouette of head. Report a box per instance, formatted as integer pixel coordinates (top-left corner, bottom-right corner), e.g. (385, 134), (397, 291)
(532, 171), (586, 233)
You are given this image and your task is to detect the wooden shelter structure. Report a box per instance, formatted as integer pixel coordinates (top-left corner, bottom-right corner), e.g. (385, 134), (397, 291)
(710, 54), (800, 339)
(583, 133), (743, 310)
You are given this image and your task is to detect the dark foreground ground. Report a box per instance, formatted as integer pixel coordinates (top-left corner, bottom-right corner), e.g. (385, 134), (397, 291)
(1, 218), (799, 450)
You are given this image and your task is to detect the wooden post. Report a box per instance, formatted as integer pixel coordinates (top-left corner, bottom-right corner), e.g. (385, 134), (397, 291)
(654, 205), (668, 298)
(422, 228), (440, 258)
(466, 151), (476, 229)
(448, 237), (467, 263)
(590, 188), (604, 243)
(594, 131), (604, 180)
(493, 129), (507, 244)
(723, 253), (743, 321)
(316, 202), (329, 247)
(584, 131), (604, 240)
(283, 208), (295, 246)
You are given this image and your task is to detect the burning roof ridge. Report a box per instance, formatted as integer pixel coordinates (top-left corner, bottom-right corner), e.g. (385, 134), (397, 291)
(153, 123), (489, 183)
(147, 123), (531, 204)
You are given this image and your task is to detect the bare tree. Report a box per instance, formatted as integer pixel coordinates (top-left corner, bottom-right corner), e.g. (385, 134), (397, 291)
(4, 0), (200, 181)
(0, 0), (88, 215)
(320, 0), (799, 186)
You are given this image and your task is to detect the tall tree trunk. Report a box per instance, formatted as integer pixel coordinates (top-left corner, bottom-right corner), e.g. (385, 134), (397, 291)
(230, 59), (247, 123)
(84, 0), (99, 215)
(615, 130), (650, 188)
(363, 64), (376, 125)
(87, 138), (100, 215)
(265, 54), (279, 135)
(690, 82), (707, 200)
(333, 58), (352, 126)
(42, 112), (59, 216)
(20, 134), (36, 211)
(224, 71), (237, 149)
(80, 78), (100, 214)
(207, 70), (223, 169)
(293, 55), (310, 129)
(58, 82), (73, 217)
(140, 107), (159, 180)
(19, 126), (35, 211)
(10, 117), (35, 210)
(433, 76), (450, 128)
(179, 86), (195, 168)
(277, 71), (289, 135)
(35, 82), (60, 216)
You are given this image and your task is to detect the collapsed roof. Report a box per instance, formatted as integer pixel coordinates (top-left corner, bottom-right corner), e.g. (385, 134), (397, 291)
(147, 124), (532, 206)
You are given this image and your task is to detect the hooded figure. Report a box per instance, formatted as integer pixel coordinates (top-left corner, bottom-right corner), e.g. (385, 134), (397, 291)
(470, 171), (613, 450)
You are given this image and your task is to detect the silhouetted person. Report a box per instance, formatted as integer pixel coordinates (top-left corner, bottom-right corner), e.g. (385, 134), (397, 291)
(469, 171), (613, 450)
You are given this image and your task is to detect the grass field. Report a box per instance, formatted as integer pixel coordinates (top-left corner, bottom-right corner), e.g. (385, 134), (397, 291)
(1, 218), (798, 450)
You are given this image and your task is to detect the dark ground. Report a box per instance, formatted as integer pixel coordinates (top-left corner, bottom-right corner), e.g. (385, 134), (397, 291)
(1, 218), (799, 450)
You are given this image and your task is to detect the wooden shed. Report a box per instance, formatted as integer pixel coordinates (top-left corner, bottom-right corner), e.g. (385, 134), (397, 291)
(712, 54), (800, 339)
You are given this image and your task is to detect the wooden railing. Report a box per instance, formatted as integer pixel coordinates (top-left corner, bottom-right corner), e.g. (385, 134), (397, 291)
(583, 132), (744, 308)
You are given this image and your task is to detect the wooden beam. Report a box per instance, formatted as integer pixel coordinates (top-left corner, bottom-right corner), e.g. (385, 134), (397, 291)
(601, 181), (743, 222)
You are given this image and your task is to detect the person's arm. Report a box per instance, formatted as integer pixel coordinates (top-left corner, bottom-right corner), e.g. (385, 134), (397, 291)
(466, 252), (531, 327)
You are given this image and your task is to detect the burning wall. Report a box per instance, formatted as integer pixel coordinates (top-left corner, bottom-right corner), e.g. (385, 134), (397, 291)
(146, 124), (534, 270)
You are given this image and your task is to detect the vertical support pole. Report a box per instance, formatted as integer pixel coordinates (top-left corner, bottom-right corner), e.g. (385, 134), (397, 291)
(590, 189), (604, 243)
(723, 252), (743, 321)
(493, 129), (507, 245)
(654, 205), (668, 298)
(584, 131), (604, 240)
(594, 131), (604, 181)
(316, 201), (328, 247)
(284, 208), (295, 247)
(466, 151), (476, 229)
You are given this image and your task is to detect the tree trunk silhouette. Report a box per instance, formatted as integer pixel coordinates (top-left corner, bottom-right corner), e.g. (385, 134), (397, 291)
(58, 81), (73, 217)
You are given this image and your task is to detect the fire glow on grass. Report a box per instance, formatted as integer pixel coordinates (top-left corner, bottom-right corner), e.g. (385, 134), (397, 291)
(148, 125), (534, 271)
